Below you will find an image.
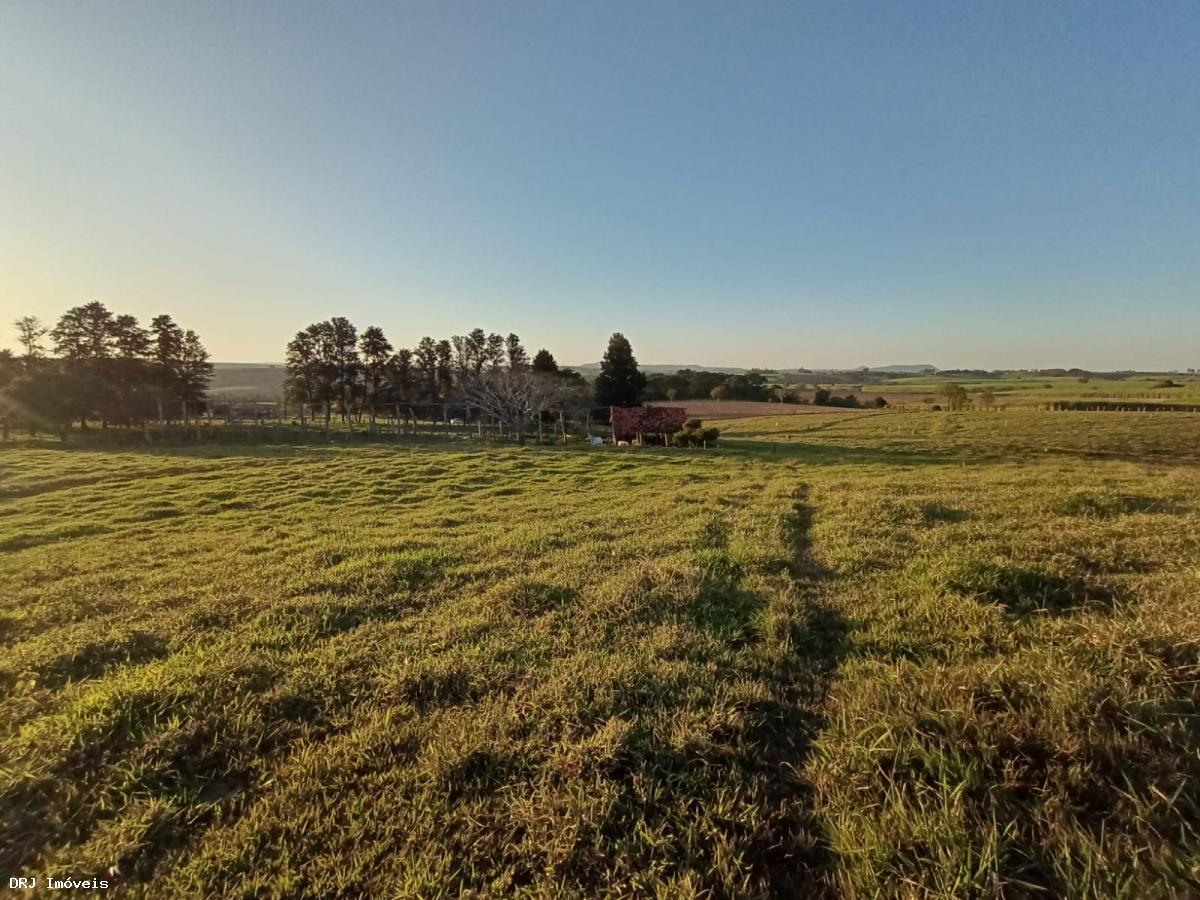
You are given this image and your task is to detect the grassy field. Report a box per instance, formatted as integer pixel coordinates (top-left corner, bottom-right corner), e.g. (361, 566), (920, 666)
(877, 373), (1200, 405)
(2, 410), (1198, 896)
(718, 408), (1200, 464)
(649, 399), (867, 420)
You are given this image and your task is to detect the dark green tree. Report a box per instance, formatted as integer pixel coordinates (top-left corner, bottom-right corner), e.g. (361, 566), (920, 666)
(435, 339), (454, 399)
(389, 348), (414, 403)
(300, 321), (338, 426)
(506, 333), (528, 370)
(594, 333), (646, 408)
(414, 337), (439, 404)
(149, 315), (184, 422)
(285, 328), (320, 422)
(51, 301), (117, 428)
(359, 326), (393, 426)
(51, 301), (114, 361)
(466, 328), (487, 374)
(327, 317), (359, 420)
(485, 332), (506, 370)
(7, 304), (210, 434)
(531, 348), (558, 374)
(450, 335), (470, 378)
(109, 314), (152, 424)
(176, 330), (213, 423)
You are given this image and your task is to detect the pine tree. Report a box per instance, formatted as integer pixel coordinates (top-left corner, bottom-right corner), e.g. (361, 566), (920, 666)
(485, 332), (506, 370)
(327, 317), (359, 420)
(359, 326), (393, 424)
(285, 329), (320, 421)
(389, 348), (414, 403)
(177, 330), (213, 423)
(50, 301), (117, 428)
(414, 337), (439, 404)
(505, 333), (528, 370)
(435, 339), (454, 399)
(466, 328), (487, 374)
(594, 333), (646, 408)
(531, 349), (558, 374)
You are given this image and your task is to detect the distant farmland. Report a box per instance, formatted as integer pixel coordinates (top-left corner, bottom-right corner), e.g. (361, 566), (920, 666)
(649, 399), (866, 419)
(209, 363), (286, 399)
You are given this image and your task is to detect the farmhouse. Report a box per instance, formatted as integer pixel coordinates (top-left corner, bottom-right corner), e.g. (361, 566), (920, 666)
(610, 405), (688, 444)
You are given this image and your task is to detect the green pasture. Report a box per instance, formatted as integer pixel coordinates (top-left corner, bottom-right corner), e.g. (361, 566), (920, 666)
(1, 410), (1197, 896)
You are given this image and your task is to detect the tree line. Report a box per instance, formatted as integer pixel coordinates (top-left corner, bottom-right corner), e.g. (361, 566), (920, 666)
(1, 307), (661, 443)
(643, 369), (772, 403)
(283, 322), (588, 422)
(0, 303), (213, 435)
(283, 323), (658, 443)
(641, 369), (892, 408)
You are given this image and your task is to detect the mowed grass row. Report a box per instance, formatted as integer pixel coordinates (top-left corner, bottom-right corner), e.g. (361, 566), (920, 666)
(1, 411), (1198, 896)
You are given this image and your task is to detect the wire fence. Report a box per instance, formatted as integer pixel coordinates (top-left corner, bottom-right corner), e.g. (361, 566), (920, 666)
(0, 403), (616, 447)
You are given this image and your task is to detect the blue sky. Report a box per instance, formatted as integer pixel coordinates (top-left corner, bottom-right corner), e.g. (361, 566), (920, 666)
(2, 1), (1197, 369)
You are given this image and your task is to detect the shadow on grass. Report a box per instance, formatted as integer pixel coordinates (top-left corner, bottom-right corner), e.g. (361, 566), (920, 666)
(735, 484), (847, 893)
(9, 427), (971, 469)
(1057, 492), (1186, 518)
(950, 560), (1118, 618)
(618, 483), (849, 894)
(719, 438), (981, 467)
(921, 502), (970, 524)
(32, 631), (171, 689)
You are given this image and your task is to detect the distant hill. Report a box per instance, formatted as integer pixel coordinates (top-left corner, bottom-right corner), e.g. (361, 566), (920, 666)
(210, 363), (286, 399)
(868, 364), (936, 374)
(572, 363), (938, 377)
(572, 363), (749, 375)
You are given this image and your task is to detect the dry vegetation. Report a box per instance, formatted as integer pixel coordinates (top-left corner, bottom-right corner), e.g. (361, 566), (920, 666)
(2, 410), (1198, 896)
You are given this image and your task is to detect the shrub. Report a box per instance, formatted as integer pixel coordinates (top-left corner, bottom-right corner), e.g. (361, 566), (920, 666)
(820, 394), (861, 409)
(671, 420), (720, 447)
(938, 383), (970, 411)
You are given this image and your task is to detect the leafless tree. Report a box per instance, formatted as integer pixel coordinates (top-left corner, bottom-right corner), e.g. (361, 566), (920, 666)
(13, 316), (48, 362)
(456, 369), (564, 445)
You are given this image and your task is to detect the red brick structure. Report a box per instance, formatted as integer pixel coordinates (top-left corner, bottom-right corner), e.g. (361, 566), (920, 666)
(610, 406), (688, 443)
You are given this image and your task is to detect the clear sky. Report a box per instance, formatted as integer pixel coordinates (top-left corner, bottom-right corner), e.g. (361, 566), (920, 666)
(2, 1), (1197, 370)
